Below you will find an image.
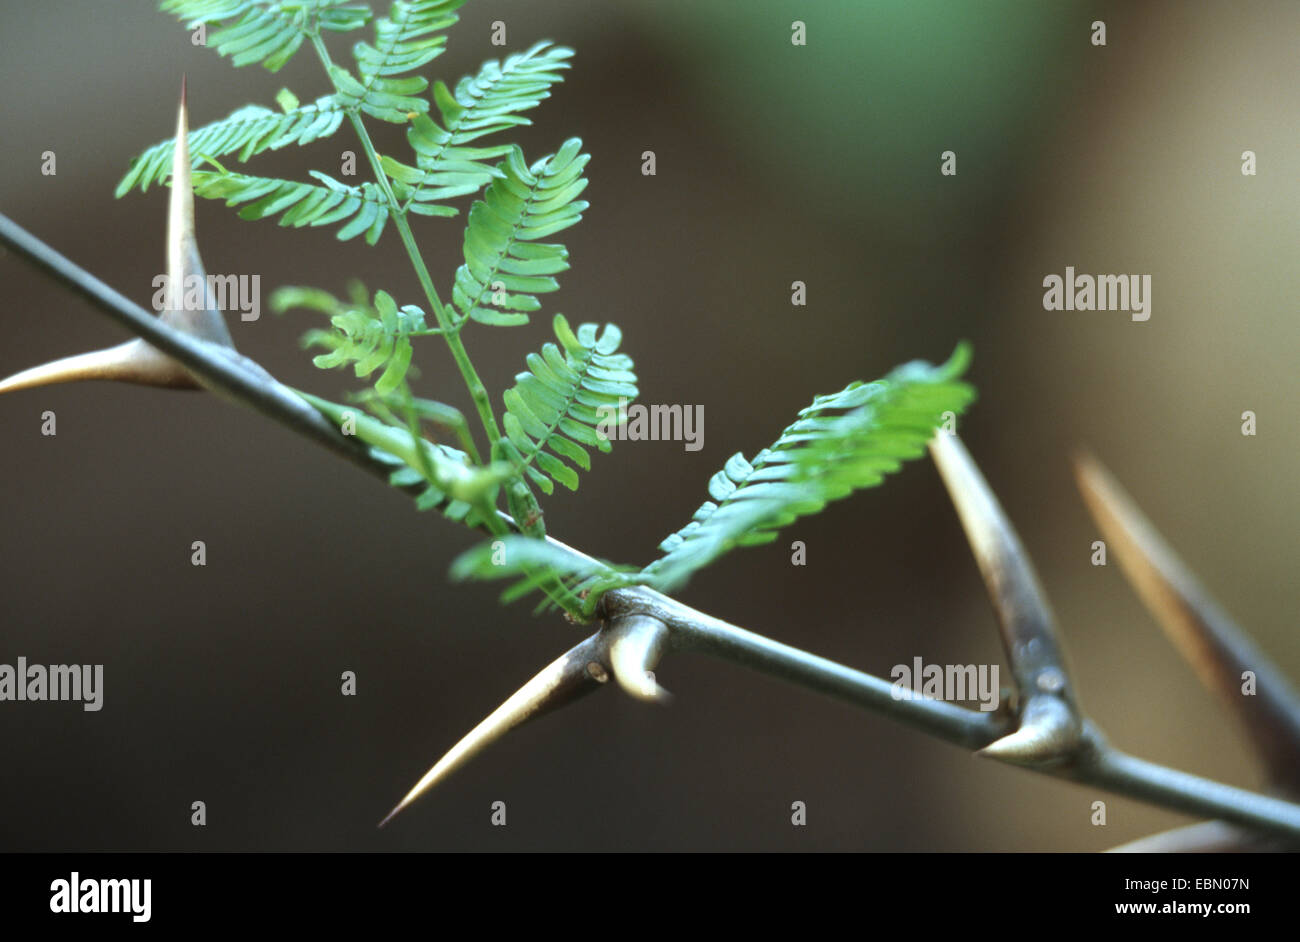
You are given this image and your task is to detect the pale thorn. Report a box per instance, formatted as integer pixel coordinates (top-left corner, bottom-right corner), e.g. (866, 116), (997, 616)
(928, 432), (1083, 762)
(1105, 819), (1289, 853)
(606, 613), (672, 702)
(0, 76), (233, 396)
(0, 340), (194, 394)
(163, 74), (234, 347)
(378, 631), (609, 828)
(1074, 453), (1300, 794)
(977, 695), (1080, 765)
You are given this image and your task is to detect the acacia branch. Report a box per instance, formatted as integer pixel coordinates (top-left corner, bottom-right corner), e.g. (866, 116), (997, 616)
(4, 211), (1299, 844)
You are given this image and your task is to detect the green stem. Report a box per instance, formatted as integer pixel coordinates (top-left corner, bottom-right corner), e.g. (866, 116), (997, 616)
(307, 31), (569, 606)
(309, 33), (502, 452)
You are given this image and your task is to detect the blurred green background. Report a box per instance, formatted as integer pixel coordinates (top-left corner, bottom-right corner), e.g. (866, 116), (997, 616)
(0, 0), (1295, 851)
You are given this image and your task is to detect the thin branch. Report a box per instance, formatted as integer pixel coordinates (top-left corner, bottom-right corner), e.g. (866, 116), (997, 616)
(601, 587), (1009, 750)
(4, 213), (1300, 843)
(1076, 746), (1300, 839)
(602, 590), (1300, 839)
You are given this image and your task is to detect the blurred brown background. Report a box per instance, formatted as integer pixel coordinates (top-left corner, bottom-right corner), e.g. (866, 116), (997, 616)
(0, 0), (1295, 851)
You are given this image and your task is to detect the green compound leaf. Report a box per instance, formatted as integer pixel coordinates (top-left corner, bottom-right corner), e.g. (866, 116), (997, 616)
(386, 41), (573, 211)
(332, 0), (465, 122)
(640, 344), (977, 593)
(499, 315), (636, 495)
(272, 283), (425, 394)
(190, 167), (398, 243)
(116, 97), (347, 197)
(162, 0), (372, 72)
(450, 141), (589, 327)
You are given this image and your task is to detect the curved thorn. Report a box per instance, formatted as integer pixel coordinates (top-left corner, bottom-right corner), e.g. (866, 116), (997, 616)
(379, 632), (608, 828)
(1105, 820), (1290, 853)
(978, 695), (1080, 765)
(929, 434), (1084, 760)
(1074, 453), (1300, 793)
(606, 613), (672, 702)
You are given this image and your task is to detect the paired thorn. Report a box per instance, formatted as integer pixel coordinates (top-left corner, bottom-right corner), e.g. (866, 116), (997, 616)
(379, 613), (673, 828)
(933, 436), (1298, 844)
(929, 433), (1083, 765)
(0, 78), (234, 397)
(1074, 453), (1300, 794)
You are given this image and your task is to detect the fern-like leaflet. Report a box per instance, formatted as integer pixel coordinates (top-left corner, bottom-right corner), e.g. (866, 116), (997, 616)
(161, 0), (371, 72)
(640, 345), (976, 592)
(123, 14), (576, 241)
(273, 284), (504, 523)
(498, 315), (636, 495)
(190, 165), (408, 243)
(383, 41), (574, 212)
(329, 0), (464, 123)
(271, 283), (425, 394)
(116, 96), (347, 197)
(449, 140), (589, 326)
